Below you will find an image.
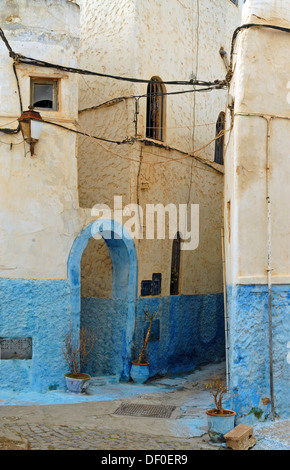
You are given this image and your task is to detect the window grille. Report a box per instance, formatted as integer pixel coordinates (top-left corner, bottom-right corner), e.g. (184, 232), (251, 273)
(214, 112), (225, 165)
(146, 77), (165, 141)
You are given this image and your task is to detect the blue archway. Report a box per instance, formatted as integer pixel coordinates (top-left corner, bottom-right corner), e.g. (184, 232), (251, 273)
(67, 219), (138, 380)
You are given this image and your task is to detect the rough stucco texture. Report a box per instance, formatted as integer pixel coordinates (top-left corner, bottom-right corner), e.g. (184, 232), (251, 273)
(227, 284), (290, 422)
(80, 298), (128, 377)
(0, 285), (225, 391)
(81, 293), (225, 380)
(134, 293), (225, 377)
(0, 279), (71, 393)
(77, 0), (242, 298)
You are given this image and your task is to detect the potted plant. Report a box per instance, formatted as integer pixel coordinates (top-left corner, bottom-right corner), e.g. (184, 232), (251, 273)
(206, 376), (236, 443)
(130, 310), (158, 384)
(63, 325), (96, 394)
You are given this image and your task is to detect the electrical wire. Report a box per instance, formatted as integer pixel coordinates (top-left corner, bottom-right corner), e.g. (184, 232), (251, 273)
(0, 25), (226, 137)
(41, 119), (134, 145)
(0, 22), (223, 88)
(0, 22), (224, 91)
(0, 118), (19, 128)
(0, 30), (22, 134)
(79, 83), (227, 114)
(76, 117), (227, 171)
(229, 23), (290, 78)
(11, 51), (225, 88)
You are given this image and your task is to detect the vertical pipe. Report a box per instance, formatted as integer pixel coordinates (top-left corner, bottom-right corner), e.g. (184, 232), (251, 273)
(134, 98), (139, 139)
(221, 227), (229, 388)
(266, 117), (275, 421)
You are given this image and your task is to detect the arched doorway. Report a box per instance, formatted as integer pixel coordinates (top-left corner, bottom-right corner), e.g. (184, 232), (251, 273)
(67, 219), (138, 380)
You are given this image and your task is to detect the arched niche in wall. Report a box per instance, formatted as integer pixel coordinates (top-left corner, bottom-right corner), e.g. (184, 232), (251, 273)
(67, 219), (138, 380)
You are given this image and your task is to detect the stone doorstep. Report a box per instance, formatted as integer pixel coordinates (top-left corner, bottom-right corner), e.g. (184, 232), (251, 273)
(224, 424), (257, 451)
(0, 430), (30, 450)
(89, 376), (120, 386)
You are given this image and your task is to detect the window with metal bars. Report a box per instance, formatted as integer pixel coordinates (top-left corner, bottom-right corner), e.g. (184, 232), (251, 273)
(214, 112), (225, 165)
(146, 77), (165, 141)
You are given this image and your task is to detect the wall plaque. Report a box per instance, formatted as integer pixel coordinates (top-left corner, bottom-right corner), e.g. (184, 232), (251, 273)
(152, 273), (162, 296)
(0, 337), (32, 360)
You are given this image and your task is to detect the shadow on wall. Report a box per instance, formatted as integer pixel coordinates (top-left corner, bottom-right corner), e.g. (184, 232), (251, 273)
(134, 293), (226, 378)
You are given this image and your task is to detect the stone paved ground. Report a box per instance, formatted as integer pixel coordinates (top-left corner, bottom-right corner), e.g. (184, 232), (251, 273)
(1, 422), (214, 450)
(0, 364), (288, 451)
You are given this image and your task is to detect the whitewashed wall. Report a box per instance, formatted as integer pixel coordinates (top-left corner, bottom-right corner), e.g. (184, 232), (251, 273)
(77, 0), (243, 297)
(225, 0), (290, 286)
(0, 0), (84, 280)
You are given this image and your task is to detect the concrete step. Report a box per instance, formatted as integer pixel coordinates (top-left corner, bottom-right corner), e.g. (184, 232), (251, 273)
(90, 376), (120, 386)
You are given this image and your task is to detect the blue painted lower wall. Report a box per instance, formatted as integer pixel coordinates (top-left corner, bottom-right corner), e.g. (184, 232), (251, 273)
(80, 294), (225, 380)
(227, 284), (290, 421)
(0, 278), (71, 393)
(1, 277), (288, 422)
(134, 294), (225, 377)
(0, 277), (225, 393)
(80, 298), (129, 378)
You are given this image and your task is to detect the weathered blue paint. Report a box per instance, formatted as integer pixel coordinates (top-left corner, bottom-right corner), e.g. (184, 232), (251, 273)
(80, 292), (225, 381)
(0, 219), (138, 393)
(0, 278), (71, 393)
(134, 293), (225, 377)
(68, 219), (138, 381)
(0, 381), (173, 406)
(0, 219), (226, 394)
(206, 411), (236, 443)
(227, 284), (290, 422)
(130, 363), (150, 384)
(80, 298), (129, 377)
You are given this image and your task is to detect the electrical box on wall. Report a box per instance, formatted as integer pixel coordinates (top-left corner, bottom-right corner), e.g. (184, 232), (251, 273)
(141, 273), (162, 296)
(152, 273), (162, 295)
(141, 280), (152, 297)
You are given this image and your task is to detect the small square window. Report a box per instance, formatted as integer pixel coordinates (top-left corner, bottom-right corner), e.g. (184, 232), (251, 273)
(30, 78), (59, 111)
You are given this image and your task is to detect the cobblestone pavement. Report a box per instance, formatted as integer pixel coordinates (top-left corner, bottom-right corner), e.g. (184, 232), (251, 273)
(1, 364), (288, 451)
(1, 422), (214, 450)
(0, 364), (226, 451)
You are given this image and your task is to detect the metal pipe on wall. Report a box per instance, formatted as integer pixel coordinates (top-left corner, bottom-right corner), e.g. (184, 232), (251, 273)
(234, 112), (276, 421)
(221, 227), (230, 388)
(265, 116), (275, 421)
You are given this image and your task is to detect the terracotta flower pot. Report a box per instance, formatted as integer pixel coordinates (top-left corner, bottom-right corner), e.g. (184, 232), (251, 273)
(206, 409), (236, 443)
(130, 361), (150, 384)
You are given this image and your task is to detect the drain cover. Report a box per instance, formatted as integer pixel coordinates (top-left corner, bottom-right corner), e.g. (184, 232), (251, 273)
(113, 404), (176, 419)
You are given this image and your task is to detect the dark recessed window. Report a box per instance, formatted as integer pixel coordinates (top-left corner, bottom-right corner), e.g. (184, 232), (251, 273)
(30, 79), (59, 111)
(214, 112), (225, 165)
(146, 77), (165, 141)
(170, 233), (181, 296)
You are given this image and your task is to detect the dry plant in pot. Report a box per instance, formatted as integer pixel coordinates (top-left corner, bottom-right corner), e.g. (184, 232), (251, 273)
(63, 325), (96, 394)
(130, 310), (158, 384)
(206, 375), (236, 443)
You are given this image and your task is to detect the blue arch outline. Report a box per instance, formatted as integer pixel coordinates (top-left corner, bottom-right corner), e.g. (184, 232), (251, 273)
(67, 218), (138, 380)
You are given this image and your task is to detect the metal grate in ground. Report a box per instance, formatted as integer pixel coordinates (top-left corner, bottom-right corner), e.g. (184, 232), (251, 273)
(113, 404), (176, 419)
